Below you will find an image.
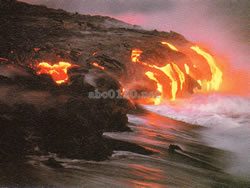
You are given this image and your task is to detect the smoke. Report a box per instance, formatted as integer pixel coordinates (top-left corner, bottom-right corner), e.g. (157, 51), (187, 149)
(19, 0), (249, 69)
(19, 0), (174, 14)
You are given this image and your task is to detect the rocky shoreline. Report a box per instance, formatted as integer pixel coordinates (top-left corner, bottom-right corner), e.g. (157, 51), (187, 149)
(0, 0), (192, 162)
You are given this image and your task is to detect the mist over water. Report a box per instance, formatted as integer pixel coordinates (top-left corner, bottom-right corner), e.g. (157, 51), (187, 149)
(145, 94), (250, 177)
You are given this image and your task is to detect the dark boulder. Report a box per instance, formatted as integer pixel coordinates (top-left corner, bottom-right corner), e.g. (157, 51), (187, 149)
(168, 144), (183, 153)
(42, 158), (63, 168)
(0, 117), (26, 161)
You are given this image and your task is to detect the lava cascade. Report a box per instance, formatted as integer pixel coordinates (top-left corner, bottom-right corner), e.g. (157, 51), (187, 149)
(131, 42), (223, 104)
(145, 71), (163, 105)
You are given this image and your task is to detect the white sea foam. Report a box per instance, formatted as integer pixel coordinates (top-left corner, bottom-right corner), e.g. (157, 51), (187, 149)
(144, 94), (250, 177)
(145, 94), (250, 129)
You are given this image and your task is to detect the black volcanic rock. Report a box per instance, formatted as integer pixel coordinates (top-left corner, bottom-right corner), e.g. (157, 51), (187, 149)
(0, 117), (26, 161)
(0, 0), (16, 9)
(42, 157), (63, 168)
(0, 1), (196, 161)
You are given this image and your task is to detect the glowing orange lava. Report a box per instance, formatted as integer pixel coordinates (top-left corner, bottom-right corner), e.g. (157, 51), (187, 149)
(37, 62), (72, 84)
(92, 62), (105, 70)
(145, 71), (163, 105)
(131, 49), (143, 63)
(154, 64), (178, 101)
(131, 48), (179, 101)
(161, 42), (179, 51)
(172, 63), (185, 90)
(184, 64), (190, 75)
(131, 42), (224, 104)
(191, 46), (223, 91)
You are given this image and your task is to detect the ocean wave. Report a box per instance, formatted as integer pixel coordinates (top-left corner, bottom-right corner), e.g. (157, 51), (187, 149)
(145, 94), (250, 129)
(145, 94), (250, 177)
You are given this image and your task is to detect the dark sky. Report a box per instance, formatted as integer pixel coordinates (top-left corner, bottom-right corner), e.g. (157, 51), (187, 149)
(20, 0), (250, 68)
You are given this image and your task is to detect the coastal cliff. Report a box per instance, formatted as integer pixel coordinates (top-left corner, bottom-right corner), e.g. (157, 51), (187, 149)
(0, 0), (193, 161)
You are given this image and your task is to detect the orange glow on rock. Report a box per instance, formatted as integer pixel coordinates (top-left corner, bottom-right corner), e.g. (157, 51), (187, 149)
(172, 63), (185, 90)
(154, 64), (178, 101)
(145, 71), (163, 105)
(37, 61), (73, 84)
(184, 64), (190, 75)
(161, 42), (179, 51)
(131, 49), (143, 63)
(92, 62), (105, 70)
(131, 42), (224, 104)
(131, 49), (179, 101)
(191, 46), (223, 91)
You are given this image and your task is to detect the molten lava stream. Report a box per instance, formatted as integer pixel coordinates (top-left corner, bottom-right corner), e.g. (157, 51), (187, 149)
(190, 46), (223, 91)
(145, 71), (163, 105)
(172, 63), (185, 91)
(131, 49), (143, 63)
(92, 62), (105, 70)
(161, 42), (179, 52)
(37, 61), (73, 84)
(152, 64), (178, 101)
(132, 51), (179, 102)
(131, 42), (224, 104)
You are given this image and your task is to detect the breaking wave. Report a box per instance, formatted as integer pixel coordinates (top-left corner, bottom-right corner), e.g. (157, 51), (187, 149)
(145, 94), (250, 177)
(145, 94), (250, 128)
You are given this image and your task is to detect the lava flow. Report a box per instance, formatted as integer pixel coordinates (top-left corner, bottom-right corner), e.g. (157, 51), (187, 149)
(172, 63), (185, 90)
(191, 46), (223, 91)
(131, 49), (143, 63)
(92, 62), (105, 70)
(145, 71), (163, 105)
(131, 42), (223, 104)
(36, 61), (73, 84)
(161, 42), (179, 52)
